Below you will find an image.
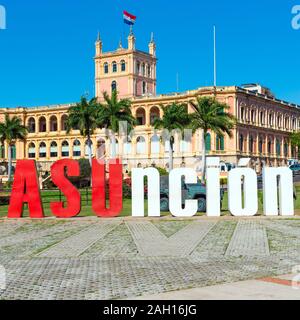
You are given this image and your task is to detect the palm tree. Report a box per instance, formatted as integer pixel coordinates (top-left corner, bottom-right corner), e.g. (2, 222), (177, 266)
(290, 131), (300, 158)
(190, 96), (236, 182)
(0, 114), (28, 181)
(67, 96), (99, 166)
(154, 103), (190, 172)
(97, 90), (136, 159)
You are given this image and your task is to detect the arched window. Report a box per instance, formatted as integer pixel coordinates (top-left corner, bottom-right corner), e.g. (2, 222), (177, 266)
(269, 114), (273, 126)
(268, 139), (272, 154)
(28, 118), (36, 133)
(151, 135), (160, 154)
(61, 115), (68, 131)
(251, 110), (255, 123)
(216, 135), (225, 151)
(61, 141), (69, 157)
(85, 140), (93, 157)
(136, 108), (146, 125)
(285, 117), (289, 130)
(39, 142), (47, 158)
(50, 141), (58, 158)
(148, 65), (151, 77)
(277, 115), (282, 128)
(111, 81), (117, 93)
(104, 62), (109, 74)
(123, 137), (132, 155)
(259, 138), (263, 154)
(239, 134), (244, 152)
(136, 61), (140, 74)
(205, 133), (211, 152)
(276, 139), (281, 156)
(150, 107), (160, 125)
(110, 139), (119, 156)
(28, 143), (36, 159)
(260, 111), (265, 125)
(73, 140), (81, 157)
(284, 142), (288, 157)
(121, 60), (126, 72)
(241, 107), (245, 121)
(39, 117), (47, 133)
(112, 61), (117, 73)
(142, 63), (145, 76)
(249, 135), (254, 153)
(136, 136), (146, 154)
(142, 81), (147, 94)
(50, 116), (58, 132)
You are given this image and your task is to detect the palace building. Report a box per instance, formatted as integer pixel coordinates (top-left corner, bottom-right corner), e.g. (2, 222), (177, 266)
(0, 31), (299, 175)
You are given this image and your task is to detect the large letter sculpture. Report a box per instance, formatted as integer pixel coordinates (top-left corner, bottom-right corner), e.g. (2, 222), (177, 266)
(8, 160), (44, 218)
(92, 159), (123, 217)
(51, 159), (81, 218)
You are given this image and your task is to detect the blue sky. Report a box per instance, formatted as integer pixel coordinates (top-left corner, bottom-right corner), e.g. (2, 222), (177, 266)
(0, 0), (300, 107)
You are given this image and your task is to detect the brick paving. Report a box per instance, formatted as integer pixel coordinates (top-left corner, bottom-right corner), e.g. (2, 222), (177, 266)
(0, 218), (299, 300)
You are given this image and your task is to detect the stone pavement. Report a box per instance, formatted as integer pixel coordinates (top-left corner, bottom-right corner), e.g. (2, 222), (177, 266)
(0, 217), (299, 300)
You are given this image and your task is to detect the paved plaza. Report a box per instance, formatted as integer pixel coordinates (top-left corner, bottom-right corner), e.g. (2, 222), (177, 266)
(0, 217), (300, 300)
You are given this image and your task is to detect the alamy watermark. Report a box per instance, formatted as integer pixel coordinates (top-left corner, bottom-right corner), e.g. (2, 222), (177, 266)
(292, 5), (300, 30)
(0, 5), (6, 30)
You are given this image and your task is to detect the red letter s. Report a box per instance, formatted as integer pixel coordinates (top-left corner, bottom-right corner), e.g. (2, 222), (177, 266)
(50, 159), (81, 218)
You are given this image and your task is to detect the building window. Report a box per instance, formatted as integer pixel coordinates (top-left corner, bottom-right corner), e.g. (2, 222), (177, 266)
(85, 140), (93, 157)
(150, 107), (160, 125)
(28, 143), (36, 159)
(284, 143), (288, 157)
(112, 61), (117, 73)
(249, 135), (254, 153)
(104, 62), (109, 74)
(142, 63), (145, 76)
(50, 141), (58, 158)
(148, 65), (151, 77)
(121, 60), (126, 72)
(61, 115), (68, 131)
(28, 118), (36, 133)
(260, 111), (265, 125)
(216, 135), (225, 151)
(205, 133), (211, 152)
(268, 140), (272, 154)
(73, 140), (81, 157)
(269, 114), (273, 126)
(241, 107), (245, 121)
(239, 134), (244, 152)
(136, 108), (146, 125)
(50, 116), (58, 132)
(142, 81), (147, 94)
(259, 138), (263, 154)
(251, 110), (255, 123)
(39, 117), (47, 133)
(61, 141), (69, 157)
(276, 139), (281, 156)
(136, 136), (146, 154)
(111, 81), (117, 93)
(39, 142), (47, 158)
(136, 62), (140, 74)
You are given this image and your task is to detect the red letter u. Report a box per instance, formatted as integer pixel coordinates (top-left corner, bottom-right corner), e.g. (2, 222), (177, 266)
(92, 159), (123, 217)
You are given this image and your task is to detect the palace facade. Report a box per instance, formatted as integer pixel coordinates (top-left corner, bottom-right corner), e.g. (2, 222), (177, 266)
(0, 32), (299, 175)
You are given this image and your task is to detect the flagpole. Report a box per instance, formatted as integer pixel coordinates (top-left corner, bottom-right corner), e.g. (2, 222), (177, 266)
(213, 25), (217, 87)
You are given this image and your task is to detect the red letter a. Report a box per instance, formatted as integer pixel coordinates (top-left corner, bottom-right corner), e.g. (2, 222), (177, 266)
(8, 160), (44, 219)
(50, 159), (81, 218)
(92, 159), (123, 217)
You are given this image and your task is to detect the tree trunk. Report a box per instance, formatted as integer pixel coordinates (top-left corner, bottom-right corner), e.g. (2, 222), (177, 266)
(110, 132), (117, 159)
(201, 131), (207, 183)
(87, 136), (92, 167)
(169, 138), (174, 172)
(8, 144), (12, 182)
